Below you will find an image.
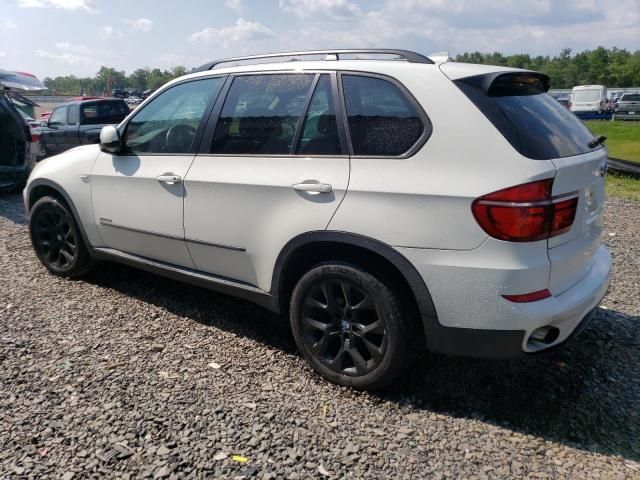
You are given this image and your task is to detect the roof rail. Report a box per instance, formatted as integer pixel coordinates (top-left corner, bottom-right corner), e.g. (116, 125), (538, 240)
(193, 49), (434, 72)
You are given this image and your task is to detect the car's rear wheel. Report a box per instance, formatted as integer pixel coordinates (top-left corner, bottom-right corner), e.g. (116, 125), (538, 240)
(290, 263), (412, 390)
(29, 196), (94, 277)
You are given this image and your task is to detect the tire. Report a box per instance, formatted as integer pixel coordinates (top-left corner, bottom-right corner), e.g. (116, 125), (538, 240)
(290, 263), (412, 391)
(29, 196), (94, 277)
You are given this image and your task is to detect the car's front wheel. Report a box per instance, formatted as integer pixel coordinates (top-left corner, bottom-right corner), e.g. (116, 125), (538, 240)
(29, 196), (94, 277)
(290, 263), (412, 390)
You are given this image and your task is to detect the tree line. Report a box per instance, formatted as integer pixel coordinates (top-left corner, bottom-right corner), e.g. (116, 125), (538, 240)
(455, 47), (640, 88)
(42, 46), (640, 95)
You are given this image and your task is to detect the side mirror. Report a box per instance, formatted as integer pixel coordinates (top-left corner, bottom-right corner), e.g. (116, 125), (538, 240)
(40, 120), (48, 128)
(100, 125), (123, 154)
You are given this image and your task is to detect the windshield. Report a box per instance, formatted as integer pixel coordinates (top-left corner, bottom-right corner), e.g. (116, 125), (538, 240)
(456, 74), (600, 160)
(621, 94), (640, 102)
(573, 89), (601, 103)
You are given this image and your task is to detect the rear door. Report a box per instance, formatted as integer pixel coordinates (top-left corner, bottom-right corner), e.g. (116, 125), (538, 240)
(183, 72), (350, 289)
(449, 68), (607, 294)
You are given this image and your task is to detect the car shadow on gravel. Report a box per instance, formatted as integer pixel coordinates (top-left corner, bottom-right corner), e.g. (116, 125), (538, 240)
(0, 193), (27, 225)
(388, 308), (640, 461)
(83, 263), (639, 462)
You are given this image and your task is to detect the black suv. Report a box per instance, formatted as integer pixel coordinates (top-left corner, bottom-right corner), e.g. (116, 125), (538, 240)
(38, 98), (129, 159)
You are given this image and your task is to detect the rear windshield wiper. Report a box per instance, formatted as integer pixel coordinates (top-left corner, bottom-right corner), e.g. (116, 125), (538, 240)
(588, 135), (607, 149)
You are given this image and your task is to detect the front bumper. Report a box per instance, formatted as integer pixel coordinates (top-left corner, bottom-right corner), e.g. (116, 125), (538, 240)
(397, 244), (612, 358)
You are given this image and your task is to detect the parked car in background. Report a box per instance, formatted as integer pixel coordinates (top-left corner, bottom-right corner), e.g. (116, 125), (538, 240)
(614, 93), (640, 120)
(38, 98), (129, 159)
(111, 88), (129, 99)
(570, 85), (609, 113)
(0, 69), (45, 191)
(556, 97), (570, 109)
(25, 49), (611, 389)
(142, 89), (156, 100)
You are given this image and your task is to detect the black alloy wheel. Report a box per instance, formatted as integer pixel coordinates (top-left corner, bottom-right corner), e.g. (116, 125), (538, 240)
(29, 196), (93, 277)
(290, 263), (413, 390)
(301, 278), (386, 376)
(32, 205), (78, 270)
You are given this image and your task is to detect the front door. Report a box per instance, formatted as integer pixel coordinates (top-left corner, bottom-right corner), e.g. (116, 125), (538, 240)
(44, 105), (68, 155)
(91, 76), (226, 267)
(184, 73), (350, 290)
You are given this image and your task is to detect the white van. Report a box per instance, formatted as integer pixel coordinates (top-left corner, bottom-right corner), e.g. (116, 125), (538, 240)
(570, 85), (608, 113)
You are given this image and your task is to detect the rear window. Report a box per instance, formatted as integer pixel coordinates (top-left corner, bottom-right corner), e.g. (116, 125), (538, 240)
(81, 101), (129, 125)
(456, 73), (601, 160)
(572, 89), (601, 103)
(621, 94), (640, 102)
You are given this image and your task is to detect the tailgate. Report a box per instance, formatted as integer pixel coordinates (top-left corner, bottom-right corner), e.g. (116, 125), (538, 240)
(548, 148), (607, 294)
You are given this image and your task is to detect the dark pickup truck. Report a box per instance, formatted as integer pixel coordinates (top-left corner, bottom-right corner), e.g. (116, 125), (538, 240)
(38, 98), (129, 158)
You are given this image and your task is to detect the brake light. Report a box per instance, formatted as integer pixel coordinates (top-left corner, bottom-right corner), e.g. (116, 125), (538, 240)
(31, 133), (40, 142)
(472, 179), (578, 242)
(502, 289), (552, 303)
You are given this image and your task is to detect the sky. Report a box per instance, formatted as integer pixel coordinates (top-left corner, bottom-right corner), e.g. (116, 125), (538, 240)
(0, 0), (639, 79)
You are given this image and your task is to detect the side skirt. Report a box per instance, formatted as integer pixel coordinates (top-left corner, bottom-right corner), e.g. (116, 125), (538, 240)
(91, 247), (280, 313)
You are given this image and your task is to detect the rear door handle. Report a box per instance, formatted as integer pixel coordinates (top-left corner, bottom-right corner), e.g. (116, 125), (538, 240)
(292, 182), (332, 193)
(156, 174), (182, 184)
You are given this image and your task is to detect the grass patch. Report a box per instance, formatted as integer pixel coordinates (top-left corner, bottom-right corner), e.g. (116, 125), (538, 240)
(606, 172), (640, 201)
(584, 120), (640, 163)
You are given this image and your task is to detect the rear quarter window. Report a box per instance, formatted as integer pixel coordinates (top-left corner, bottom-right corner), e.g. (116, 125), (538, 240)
(341, 75), (428, 157)
(456, 74), (601, 160)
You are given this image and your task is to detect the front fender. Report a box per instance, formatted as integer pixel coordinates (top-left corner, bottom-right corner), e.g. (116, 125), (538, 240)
(25, 145), (102, 247)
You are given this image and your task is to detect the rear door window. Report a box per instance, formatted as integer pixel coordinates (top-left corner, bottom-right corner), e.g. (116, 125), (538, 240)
(211, 74), (314, 155)
(296, 74), (342, 155)
(341, 75), (426, 156)
(456, 73), (601, 160)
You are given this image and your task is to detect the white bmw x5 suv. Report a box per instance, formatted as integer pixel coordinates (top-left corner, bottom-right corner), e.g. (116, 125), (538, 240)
(25, 49), (611, 390)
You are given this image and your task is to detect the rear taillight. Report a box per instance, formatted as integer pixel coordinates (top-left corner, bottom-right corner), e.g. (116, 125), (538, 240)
(472, 179), (578, 242)
(31, 133), (40, 142)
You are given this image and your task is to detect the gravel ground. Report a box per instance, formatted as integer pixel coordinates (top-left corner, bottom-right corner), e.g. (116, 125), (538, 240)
(1, 193), (639, 479)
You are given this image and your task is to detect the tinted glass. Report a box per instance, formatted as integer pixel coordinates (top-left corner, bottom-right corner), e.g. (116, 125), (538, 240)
(81, 101), (129, 125)
(67, 104), (79, 125)
(125, 78), (223, 154)
(456, 75), (601, 160)
(297, 75), (341, 155)
(49, 106), (67, 126)
(342, 75), (424, 156)
(573, 89), (601, 102)
(621, 94), (640, 101)
(211, 74), (314, 155)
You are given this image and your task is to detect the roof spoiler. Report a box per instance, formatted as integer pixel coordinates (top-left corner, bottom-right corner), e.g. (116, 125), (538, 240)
(428, 51), (452, 64)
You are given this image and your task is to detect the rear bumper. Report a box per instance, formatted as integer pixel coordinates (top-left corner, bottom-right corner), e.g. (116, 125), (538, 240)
(398, 244), (612, 358)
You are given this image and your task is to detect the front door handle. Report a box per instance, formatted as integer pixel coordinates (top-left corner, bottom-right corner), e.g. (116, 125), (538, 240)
(156, 174), (182, 184)
(292, 182), (332, 193)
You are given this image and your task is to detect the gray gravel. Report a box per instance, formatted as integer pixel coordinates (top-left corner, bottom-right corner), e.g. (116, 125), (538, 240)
(1, 193), (639, 479)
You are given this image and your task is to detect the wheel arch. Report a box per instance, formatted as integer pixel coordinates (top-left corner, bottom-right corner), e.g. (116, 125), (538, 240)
(271, 231), (439, 337)
(26, 179), (92, 250)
